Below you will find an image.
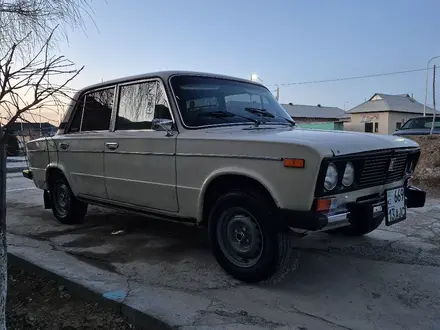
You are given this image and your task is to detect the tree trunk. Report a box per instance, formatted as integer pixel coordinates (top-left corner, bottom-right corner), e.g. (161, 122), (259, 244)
(0, 130), (7, 330)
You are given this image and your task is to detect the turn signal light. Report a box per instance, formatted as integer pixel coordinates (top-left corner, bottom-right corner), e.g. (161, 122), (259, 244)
(315, 198), (332, 212)
(283, 158), (305, 168)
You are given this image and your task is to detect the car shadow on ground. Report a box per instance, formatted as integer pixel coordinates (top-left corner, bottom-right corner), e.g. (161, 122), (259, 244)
(9, 202), (440, 290)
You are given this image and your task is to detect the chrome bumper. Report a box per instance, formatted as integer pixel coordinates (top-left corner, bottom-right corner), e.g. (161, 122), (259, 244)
(323, 204), (384, 231)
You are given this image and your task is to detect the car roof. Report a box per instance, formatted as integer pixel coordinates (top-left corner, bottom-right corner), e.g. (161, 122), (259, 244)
(80, 71), (265, 93)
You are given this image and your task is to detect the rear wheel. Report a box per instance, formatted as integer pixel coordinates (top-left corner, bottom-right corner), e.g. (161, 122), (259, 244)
(208, 190), (299, 283)
(50, 173), (87, 224)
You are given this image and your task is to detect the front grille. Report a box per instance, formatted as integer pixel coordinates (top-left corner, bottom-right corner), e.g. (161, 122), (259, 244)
(358, 149), (420, 189)
(314, 147), (421, 197)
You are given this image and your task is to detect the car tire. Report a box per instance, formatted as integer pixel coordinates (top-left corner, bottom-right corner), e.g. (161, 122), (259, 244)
(327, 215), (383, 236)
(50, 173), (88, 225)
(208, 189), (299, 283)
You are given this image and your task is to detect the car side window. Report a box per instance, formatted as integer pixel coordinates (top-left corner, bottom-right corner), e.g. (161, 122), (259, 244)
(81, 87), (114, 132)
(67, 96), (85, 133)
(116, 80), (172, 130)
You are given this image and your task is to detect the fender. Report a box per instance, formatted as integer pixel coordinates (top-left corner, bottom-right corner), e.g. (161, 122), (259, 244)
(196, 166), (281, 223)
(45, 163), (72, 189)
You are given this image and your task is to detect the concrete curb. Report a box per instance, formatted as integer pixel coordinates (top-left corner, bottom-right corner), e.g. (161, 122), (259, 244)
(8, 252), (172, 330)
(6, 166), (26, 173)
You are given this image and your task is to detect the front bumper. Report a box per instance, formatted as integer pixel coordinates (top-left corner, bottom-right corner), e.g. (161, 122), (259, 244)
(278, 185), (426, 231)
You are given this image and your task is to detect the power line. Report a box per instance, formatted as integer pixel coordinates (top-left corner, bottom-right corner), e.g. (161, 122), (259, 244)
(266, 67), (433, 87)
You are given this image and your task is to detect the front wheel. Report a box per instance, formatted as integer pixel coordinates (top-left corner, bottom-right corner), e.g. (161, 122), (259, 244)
(208, 190), (298, 283)
(50, 174), (88, 225)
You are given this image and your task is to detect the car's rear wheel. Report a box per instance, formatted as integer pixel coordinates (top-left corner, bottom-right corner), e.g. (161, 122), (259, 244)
(208, 189), (299, 283)
(50, 173), (87, 224)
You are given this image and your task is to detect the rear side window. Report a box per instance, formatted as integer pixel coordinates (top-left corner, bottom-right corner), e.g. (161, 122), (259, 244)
(81, 88), (114, 131)
(67, 87), (114, 133)
(116, 80), (172, 130)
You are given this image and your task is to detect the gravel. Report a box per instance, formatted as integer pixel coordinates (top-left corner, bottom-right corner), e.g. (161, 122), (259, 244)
(7, 263), (137, 329)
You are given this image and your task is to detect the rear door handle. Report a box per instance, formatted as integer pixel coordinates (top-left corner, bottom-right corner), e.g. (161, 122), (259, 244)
(59, 142), (69, 150)
(105, 142), (119, 150)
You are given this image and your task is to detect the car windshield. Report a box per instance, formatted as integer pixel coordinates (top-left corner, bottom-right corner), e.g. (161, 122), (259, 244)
(400, 117), (440, 129)
(170, 75), (294, 128)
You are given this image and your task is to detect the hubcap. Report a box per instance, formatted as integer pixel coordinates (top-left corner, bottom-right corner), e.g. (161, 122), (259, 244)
(217, 207), (263, 268)
(54, 181), (70, 216)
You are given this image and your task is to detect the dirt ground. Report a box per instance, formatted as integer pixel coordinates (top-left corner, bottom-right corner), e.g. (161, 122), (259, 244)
(7, 263), (136, 330)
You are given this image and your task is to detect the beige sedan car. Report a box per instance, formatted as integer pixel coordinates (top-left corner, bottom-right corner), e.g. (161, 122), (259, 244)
(23, 71), (426, 283)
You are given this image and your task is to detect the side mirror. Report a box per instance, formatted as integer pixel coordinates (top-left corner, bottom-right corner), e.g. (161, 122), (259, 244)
(152, 118), (174, 136)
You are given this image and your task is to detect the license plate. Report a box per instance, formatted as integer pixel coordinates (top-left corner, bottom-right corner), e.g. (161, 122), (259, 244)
(385, 187), (406, 226)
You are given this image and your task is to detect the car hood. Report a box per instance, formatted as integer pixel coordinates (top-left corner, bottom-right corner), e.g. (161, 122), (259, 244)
(196, 126), (419, 157)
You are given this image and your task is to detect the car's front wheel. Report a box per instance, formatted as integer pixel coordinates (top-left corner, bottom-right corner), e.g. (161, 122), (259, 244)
(50, 173), (88, 225)
(208, 190), (298, 283)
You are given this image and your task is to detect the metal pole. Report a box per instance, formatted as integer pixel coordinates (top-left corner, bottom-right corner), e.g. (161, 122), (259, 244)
(276, 87), (279, 101)
(424, 56), (440, 116)
(430, 65), (436, 135)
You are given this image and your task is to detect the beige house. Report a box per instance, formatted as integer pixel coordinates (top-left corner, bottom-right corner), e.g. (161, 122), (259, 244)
(346, 93), (437, 134)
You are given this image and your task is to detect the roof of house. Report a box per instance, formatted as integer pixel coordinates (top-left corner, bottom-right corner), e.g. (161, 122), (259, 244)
(281, 103), (347, 119)
(347, 93), (439, 114)
(8, 122), (57, 132)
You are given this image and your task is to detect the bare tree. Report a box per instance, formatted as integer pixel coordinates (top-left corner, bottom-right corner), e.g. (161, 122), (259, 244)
(0, 1), (95, 328)
(0, 0), (94, 54)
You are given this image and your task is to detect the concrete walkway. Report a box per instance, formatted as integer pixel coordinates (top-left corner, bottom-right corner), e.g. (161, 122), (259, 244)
(6, 173), (440, 329)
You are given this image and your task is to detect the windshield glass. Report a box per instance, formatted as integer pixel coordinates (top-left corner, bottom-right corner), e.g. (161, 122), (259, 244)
(400, 117), (440, 129)
(170, 75), (294, 128)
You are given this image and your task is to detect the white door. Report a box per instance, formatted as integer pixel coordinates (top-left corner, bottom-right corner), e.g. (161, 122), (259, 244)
(58, 86), (115, 199)
(104, 79), (178, 212)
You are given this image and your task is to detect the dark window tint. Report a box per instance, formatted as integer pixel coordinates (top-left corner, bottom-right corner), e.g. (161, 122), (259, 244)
(81, 88), (114, 131)
(67, 96), (85, 133)
(117, 81), (171, 130)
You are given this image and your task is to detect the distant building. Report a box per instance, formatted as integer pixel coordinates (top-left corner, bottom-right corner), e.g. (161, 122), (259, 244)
(346, 93), (438, 134)
(281, 103), (348, 130)
(7, 122), (57, 143)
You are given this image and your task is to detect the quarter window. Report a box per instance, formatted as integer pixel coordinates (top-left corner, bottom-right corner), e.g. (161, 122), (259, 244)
(80, 88), (114, 132)
(116, 81), (172, 130)
(68, 96), (85, 133)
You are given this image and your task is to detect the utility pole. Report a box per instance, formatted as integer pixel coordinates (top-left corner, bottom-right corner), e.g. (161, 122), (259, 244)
(430, 65), (436, 135)
(276, 86), (279, 101)
(424, 56), (440, 116)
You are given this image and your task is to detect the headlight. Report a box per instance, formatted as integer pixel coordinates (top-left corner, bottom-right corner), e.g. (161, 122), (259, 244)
(342, 161), (355, 187)
(324, 163), (338, 191)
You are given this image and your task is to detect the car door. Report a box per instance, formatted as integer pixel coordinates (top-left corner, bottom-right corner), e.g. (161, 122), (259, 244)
(58, 86), (115, 199)
(104, 79), (178, 212)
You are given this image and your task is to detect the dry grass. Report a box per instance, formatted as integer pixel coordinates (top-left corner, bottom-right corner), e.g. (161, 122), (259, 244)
(405, 135), (440, 182)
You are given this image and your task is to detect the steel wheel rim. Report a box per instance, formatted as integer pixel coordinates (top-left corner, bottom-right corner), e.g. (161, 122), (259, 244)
(54, 181), (70, 217)
(216, 207), (264, 268)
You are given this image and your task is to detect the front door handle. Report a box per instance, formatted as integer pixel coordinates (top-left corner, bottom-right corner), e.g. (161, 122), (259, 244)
(59, 142), (69, 150)
(105, 142), (119, 150)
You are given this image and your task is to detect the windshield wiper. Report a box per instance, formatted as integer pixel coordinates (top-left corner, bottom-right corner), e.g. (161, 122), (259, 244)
(244, 107), (296, 127)
(198, 110), (265, 126)
(244, 107), (275, 118)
